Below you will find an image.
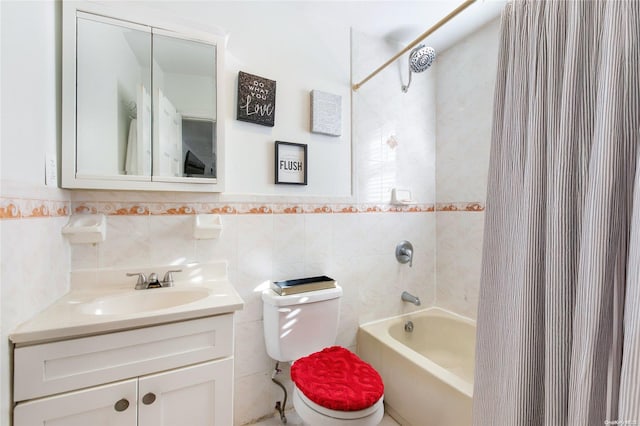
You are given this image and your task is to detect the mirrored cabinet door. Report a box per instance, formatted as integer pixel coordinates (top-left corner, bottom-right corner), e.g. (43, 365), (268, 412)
(76, 13), (152, 180)
(152, 31), (217, 182)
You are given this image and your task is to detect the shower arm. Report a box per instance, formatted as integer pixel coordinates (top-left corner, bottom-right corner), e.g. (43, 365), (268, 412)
(352, 0), (476, 92)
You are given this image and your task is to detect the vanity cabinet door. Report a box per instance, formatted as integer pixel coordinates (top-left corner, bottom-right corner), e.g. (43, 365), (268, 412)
(138, 358), (233, 426)
(14, 379), (137, 426)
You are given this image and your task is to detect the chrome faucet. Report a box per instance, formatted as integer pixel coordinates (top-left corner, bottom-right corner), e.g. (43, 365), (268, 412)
(127, 269), (182, 290)
(401, 291), (421, 306)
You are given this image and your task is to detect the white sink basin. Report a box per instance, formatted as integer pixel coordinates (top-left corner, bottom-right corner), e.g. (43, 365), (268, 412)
(80, 287), (212, 316)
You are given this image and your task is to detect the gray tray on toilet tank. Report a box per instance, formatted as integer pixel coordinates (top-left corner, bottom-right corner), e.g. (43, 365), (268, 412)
(271, 276), (336, 296)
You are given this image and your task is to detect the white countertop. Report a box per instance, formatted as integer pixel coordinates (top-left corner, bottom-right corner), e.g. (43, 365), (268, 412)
(10, 263), (244, 346)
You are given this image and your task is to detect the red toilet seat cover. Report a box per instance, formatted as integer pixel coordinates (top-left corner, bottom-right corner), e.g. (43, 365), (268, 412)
(290, 346), (384, 411)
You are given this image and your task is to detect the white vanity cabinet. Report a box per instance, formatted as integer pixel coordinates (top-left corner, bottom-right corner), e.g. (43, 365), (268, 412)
(13, 315), (234, 426)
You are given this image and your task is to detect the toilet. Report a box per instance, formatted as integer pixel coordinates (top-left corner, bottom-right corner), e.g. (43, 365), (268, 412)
(262, 285), (384, 425)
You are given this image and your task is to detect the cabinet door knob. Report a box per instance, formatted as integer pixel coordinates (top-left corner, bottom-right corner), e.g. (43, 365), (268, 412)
(142, 392), (156, 405)
(114, 398), (129, 412)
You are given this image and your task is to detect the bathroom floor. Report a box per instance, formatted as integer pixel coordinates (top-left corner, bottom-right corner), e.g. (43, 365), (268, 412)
(249, 410), (400, 425)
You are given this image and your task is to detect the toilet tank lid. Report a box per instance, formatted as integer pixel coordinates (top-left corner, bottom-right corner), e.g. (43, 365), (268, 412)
(262, 285), (343, 306)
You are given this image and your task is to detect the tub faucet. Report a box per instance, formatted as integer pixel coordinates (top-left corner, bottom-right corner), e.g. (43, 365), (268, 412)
(401, 291), (421, 306)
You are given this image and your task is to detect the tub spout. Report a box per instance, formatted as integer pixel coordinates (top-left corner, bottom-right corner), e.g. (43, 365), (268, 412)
(401, 291), (421, 306)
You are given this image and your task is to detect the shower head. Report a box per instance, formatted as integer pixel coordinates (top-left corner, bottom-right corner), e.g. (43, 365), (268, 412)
(409, 45), (436, 73)
(402, 44), (436, 93)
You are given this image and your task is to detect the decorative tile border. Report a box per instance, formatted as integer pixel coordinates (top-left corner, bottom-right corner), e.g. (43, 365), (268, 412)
(272, 205), (304, 214)
(436, 202), (485, 212)
(0, 198), (70, 220)
(68, 201), (443, 216)
(237, 205), (273, 215)
(0, 197), (485, 220)
(67, 201), (483, 215)
(303, 205), (333, 214)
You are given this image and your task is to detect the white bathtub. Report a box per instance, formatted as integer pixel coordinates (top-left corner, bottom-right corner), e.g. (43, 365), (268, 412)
(357, 308), (476, 426)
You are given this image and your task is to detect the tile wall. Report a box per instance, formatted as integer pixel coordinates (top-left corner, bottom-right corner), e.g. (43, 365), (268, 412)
(65, 197), (434, 424)
(435, 18), (501, 319)
(0, 184), (71, 425)
(351, 30), (437, 205)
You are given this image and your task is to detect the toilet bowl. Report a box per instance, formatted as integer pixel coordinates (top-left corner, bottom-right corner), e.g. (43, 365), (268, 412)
(293, 387), (384, 426)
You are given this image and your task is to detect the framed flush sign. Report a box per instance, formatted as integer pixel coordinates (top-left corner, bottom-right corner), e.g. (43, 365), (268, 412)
(237, 71), (276, 127)
(275, 141), (307, 185)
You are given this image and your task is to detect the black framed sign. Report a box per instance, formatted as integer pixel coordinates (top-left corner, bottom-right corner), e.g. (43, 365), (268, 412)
(237, 71), (276, 127)
(275, 141), (307, 185)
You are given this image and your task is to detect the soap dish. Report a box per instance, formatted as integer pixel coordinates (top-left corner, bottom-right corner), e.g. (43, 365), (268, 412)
(62, 214), (106, 244)
(391, 188), (414, 205)
(193, 214), (223, 239)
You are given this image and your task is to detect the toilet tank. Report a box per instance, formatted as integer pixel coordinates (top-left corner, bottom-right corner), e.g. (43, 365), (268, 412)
(262, 285), (343, 362)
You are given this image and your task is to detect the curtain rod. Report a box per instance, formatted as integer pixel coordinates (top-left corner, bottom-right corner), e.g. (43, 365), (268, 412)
(352, 0), (477, 91)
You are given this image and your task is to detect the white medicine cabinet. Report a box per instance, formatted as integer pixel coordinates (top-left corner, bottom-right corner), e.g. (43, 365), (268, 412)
(62, 2), (226, 192)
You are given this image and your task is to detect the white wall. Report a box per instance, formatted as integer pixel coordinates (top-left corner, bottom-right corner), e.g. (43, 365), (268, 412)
(120, 1), (354, 198)
(0, 3), (70, 426)
(0, 2), (498, 425)
(1, 2), (60, 187)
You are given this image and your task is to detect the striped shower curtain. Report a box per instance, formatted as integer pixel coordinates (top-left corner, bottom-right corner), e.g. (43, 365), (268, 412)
(473, 1), (640, 425)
